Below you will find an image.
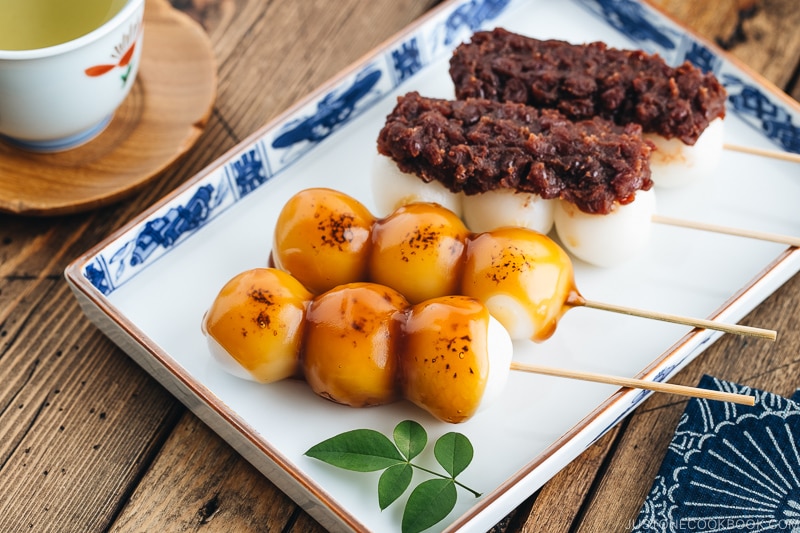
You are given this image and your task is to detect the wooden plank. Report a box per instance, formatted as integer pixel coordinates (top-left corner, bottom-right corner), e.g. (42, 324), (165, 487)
(198, 0), (443, 142)
(109, 412), (317, 532)
(0, 280), (183, 531)
(510, 427), (623, 532)
(649, 0), (800, 89)
(0, 1), (218, 529)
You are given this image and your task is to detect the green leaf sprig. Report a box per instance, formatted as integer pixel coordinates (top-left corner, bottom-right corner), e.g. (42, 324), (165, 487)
(305, 420), (481, 533)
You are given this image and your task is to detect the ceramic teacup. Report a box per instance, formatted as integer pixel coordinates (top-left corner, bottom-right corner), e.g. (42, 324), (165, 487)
(0, 0), (145, 152)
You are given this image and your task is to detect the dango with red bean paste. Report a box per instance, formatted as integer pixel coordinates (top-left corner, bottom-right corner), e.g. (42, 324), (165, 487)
(202, 267), (513, 423)
(372, 91), (659, 267)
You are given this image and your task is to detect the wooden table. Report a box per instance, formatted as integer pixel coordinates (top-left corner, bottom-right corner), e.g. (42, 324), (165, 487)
(1, 1), (798, 531)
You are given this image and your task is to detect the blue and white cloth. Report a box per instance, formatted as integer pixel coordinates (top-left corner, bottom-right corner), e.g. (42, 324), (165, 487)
(633, 375), (800, 532)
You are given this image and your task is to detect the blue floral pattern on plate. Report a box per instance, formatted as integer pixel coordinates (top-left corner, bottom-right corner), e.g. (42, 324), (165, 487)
(581, 0), (678, 50)
(270, 68), (383, 152)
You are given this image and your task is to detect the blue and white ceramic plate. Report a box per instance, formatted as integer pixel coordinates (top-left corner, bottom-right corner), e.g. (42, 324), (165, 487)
(65, 1), (800, 531)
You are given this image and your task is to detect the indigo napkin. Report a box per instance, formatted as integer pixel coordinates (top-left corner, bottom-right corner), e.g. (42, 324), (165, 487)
(632, 375), (800, 532)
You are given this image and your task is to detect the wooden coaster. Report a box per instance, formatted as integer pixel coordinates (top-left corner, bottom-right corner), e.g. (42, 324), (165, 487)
(0, 0), (217, 216)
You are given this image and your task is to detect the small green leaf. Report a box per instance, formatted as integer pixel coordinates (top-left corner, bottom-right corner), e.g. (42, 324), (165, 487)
(393, 420), (427, 461)
(307, 422), (481, 532)
(402, 478), (457, 533)
(305, 429), (405, 472)
(379, 463), (413, 510)
(434, 432), (473, 478)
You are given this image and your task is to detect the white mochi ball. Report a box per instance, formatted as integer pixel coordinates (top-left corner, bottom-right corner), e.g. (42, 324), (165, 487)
(647, 118), (724, 188)
(371, 155), (463, 217)
(461, 188), (555, 234)
(553, 188), (657, 267)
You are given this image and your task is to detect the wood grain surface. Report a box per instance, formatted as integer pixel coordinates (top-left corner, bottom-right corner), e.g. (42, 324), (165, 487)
(0, 1), (798, 532)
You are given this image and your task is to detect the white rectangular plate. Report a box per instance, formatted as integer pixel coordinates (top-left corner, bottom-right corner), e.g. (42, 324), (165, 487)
(65, 1), (800, 531)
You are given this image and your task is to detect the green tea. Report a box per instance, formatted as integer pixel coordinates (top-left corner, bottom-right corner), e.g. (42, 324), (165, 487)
(0, 0), (129, 51)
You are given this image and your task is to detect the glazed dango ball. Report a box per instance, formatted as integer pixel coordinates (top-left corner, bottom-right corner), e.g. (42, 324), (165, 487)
(303, 282), (408, 407)
(202, 268), (312, 383)
(461, 227), (578, 342)
(272, 188), (375, 294)
(369, 202), (469, 304)
(400, 295), (512, 423)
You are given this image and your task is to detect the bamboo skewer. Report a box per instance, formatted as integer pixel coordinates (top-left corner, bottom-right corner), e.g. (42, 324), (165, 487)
(510, 361), (755, 406)
(652, 214), (800, 248)
(566, 294), (777, 341)
(724, 143), (800, 164)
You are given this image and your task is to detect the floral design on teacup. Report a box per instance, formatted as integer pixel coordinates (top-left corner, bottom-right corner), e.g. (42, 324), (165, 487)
(84, 18), (142, 86)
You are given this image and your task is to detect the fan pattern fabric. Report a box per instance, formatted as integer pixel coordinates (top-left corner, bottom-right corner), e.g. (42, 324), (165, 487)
(633, 375), (800, 533)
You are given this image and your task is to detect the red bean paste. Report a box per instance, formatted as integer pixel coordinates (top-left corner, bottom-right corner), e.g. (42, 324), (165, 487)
(376, 91), (653, 215)
(449, 28), (727, 145)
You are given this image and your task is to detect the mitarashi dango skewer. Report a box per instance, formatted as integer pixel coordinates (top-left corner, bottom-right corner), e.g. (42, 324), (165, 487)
(461, 225), (774, 342)
(202, 267), (513, 422)
(271, 188), (776, 343)
(449, 28), (797, 186)
(201, 268), (753, 426)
